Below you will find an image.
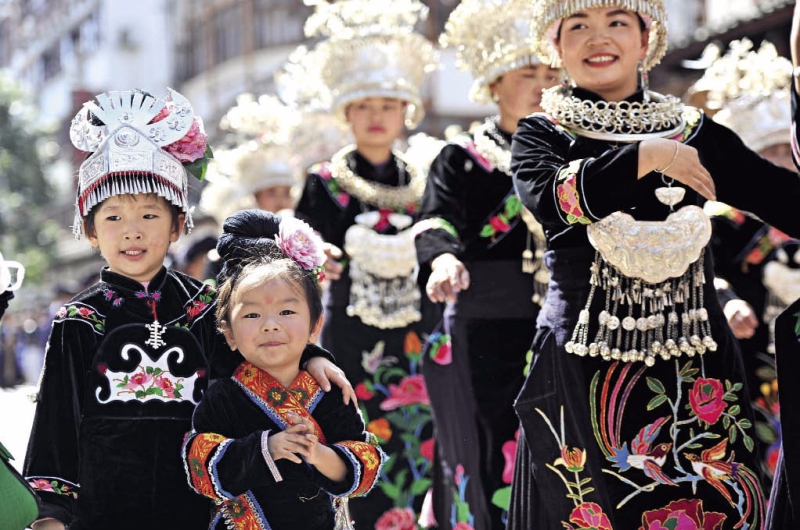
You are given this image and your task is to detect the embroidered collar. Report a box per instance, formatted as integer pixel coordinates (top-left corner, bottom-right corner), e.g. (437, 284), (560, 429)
(330, 145), (426, 210)
(472, 118), (513, 177)
(542, 86), (686, 143)
(100, 266), (169, 294)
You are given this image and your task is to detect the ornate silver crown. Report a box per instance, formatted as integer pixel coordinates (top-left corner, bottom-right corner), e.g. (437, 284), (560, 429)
(278, 0), (437, 129)
(70, 89), (202, 237)
(440, 0), (542, 104)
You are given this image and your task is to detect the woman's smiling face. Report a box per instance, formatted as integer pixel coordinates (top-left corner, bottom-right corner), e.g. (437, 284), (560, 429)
(557, 7), (649, 102)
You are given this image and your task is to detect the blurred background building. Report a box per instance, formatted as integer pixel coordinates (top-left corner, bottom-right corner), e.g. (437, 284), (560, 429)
(0, 0), (795, 290)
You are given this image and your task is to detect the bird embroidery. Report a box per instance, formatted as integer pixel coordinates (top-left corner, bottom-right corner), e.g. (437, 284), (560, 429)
(684, 439), (764, 529)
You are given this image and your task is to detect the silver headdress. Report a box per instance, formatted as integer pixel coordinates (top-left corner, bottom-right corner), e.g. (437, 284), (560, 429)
(530, 0), (669, 72)
(278, 0), (437, 129)
(441, 0), (542, 104)
(201, 94), (302, 223)
(70, 89), (209, 238)
(691, 39), (792, 153)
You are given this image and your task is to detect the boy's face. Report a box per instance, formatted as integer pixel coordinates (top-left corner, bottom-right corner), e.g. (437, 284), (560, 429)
(222, 277), (323, 378)
(87, 194), (183, 284)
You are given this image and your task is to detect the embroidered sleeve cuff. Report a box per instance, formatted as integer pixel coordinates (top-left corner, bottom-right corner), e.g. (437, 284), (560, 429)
(260, 430), (283, 483)
(329, 440), (387, 498)
(411, 218), (460, 242)
(183, 432), (236, 501)
(553, 159), (594, 225)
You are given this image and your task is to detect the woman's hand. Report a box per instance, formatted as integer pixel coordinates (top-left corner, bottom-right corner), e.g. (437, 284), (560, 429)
(306, 356), (356, 406)
(640, 139), (716, 201)
(723, 299), (759, 339)
(322, 243), (344, 281)
(426, 253), (470, 304)
(31, 520), (66, 530)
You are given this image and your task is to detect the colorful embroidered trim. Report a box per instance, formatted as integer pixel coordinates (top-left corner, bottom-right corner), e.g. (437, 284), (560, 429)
(555, 159), (592, 225)
(219, 491), (271, 530)
(182, 284), (216, 326)
(233, 364), (326, 443)
(54, 303), (106, 333)
(27, 477), (79, 498)
(209, 439), (235, 499)
(260, 430), (283, 483)
(453, 135), (494, 172)
(705, 202), (746, 226)
(480, 193), (522, 240)
(745, 227), (793, 266)
(669, 107), (703, 143)
(186, 432), (228, 499)
(333, 440), (386, 497)
(411, 217), (460, 241)
(312, 162), (351, 209)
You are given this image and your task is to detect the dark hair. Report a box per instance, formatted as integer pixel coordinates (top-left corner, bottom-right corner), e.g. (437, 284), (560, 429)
(83, 192), (182, 237)
(215, 209), (323, 332)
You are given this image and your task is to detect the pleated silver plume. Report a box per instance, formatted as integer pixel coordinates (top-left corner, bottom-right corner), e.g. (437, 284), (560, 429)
(69, 89), (197, 238)
(441, 0), (543, 104)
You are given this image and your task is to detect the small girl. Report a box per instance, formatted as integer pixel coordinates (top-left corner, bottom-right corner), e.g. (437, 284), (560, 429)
(183, 209), (385, 529)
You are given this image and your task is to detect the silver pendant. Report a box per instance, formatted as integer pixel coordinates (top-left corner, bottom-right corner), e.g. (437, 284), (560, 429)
(655, 187), (685, 207)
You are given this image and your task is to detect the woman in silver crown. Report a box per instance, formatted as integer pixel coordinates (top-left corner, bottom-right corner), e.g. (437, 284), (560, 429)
(507, 1), (800, 528)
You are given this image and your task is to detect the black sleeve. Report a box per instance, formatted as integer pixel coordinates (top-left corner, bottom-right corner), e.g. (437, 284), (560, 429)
(300, 343), (336, 366)
(295, 171), (344, 245)
(414, 145), (467, 266)
(0, 290), (12, 321)
(702, 119), (800, 238)
(511, 115), (640, 229)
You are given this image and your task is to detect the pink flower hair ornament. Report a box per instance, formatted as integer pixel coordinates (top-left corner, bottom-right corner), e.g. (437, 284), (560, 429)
(275, 217), (327, 283)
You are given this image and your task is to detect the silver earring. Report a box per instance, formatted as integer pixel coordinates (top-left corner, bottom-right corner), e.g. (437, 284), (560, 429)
(639, 60), (650, 101)
(491, 92), (500, 104)
(560, 71), (573, 94)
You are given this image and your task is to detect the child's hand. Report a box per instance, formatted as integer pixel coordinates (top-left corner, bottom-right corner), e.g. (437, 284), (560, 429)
(268, 422), (314, 464)
(306, 357), (357, 406)
(287, 412), (323, 466)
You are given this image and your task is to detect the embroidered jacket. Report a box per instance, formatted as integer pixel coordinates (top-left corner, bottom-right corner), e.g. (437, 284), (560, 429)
(23, 267), (333, 529)
(183, 362), (385, 529)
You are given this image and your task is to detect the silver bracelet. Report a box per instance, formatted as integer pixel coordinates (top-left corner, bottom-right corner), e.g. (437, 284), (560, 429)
(655, 141), (680, 174)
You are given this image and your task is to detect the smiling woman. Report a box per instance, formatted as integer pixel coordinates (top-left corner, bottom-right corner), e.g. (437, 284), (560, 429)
(507, 1), (800, 529)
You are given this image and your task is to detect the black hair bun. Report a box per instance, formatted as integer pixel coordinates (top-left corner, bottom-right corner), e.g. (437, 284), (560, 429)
(216, 209), (282, 281)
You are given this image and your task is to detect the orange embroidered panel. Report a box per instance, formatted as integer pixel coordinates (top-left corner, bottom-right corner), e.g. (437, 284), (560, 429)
(233, 363), (327, 444)
(220, 492), (269, 530)
(187, 432), (227, 498)
(335, 440), (384, 497)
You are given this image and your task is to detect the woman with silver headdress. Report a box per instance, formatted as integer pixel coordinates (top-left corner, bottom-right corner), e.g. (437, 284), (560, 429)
(507, 1), (800, 528)
(282, 1), (438, 526)
(411, 1), (559, 528)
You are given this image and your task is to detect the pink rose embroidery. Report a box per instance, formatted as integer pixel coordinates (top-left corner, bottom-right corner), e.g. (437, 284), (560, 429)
(78, 307), (94, 317)
(568, 502), (613, 530)
(556, 173), (591, 225)
(155, 376), (176, 398)
(640, 498), (726, 530)
(489, 216), (511, 233)
(375, 507), (419, 530)
(355, 382), (375, 401)
(126, 371), (154, 390)
(379, 374), (430, 410)
(453, 524), (475, 530)
(420, 438), (435, 462)
(501, 430), (520, 484)
(30, 479), (55, 492)
(431, 339), (452, 365)
(689, 378), (728, 425)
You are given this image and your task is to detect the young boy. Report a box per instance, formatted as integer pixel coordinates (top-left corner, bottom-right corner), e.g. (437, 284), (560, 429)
(23, 89), (350, 530)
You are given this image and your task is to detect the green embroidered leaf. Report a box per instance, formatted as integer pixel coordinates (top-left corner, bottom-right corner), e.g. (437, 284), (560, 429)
(723, 394), (738, 402)
(794, 311), (800, 336)
(725, 380), (732, 391)
(174, 390), (183, 399)
(456, 501), (472, 523)
(647, 394), (667, 411)
(723, 416), (730, 430)
(729, 426), (738, 444)
(738, 419), (752, 429)
(378, 481), (400, 500)
(755, 422), (777, 444)
(578, 477), (592, 486)
(743, 434), (755, 452)
(505, 195), (522, 217)
(135, 390), (146, 399)
(581, 487), (595, 496)
(491, 486), (512, 510)
(732, 382), (743, 392)
(728, 405), (741, 416)
(479, 224), (496, 238)
(646, 377), (666, 395)
(153, 387), (164, 397)
(146, 366), (154, 374)
(686, 443), (703, 449)
(410, 478), (431, 496)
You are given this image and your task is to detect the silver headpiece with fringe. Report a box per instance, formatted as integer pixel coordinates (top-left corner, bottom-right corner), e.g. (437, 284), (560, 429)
(441, 0), (542, 104)
(69, 88), (207, 238)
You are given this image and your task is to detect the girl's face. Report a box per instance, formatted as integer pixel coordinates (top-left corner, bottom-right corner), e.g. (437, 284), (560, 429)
(254, 185), (293, 213)
(87, 194), (182, 284)
(222, 277), (323, 377)
(491, 64), (561, 125)
(345, 97), (406, 150)
(557, 7), (648, 102)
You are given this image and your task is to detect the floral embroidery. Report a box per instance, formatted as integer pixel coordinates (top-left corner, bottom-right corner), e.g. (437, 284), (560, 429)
(185, 285), (215, 325)
(411, 217), (460, 242)
(103, 289), (124, 307)
(745, 227), (792, 267)
(357, 331), (433, 522)
(490, 429), (519, 515)
(704, 201), (746, 226)
(449, 464), (475, 529)
(56, 304), (105, 332)
(313, 161), (351, 208)
(375, 507), (419, 530)
(426, 332), (452, 366)
(556, 159), (591, 226)
(566, 502), (614, 530)
(334, 440), (386, 497)
(639, 498), (726, 530)
(28, 478), (78, 498)
(668, 107), (703, 143)
(588, 360), (764, 528)
(479, 193), (522, 241)
(186, 432), (227, 498)
(97, 348), (204, 404)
